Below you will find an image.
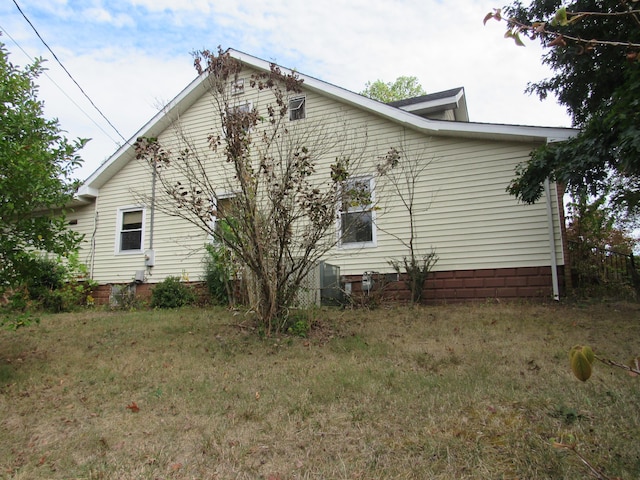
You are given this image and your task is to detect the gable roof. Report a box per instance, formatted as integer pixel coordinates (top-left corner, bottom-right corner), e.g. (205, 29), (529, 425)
(387, 87), (469, 122)
(76, 48), (577, 201)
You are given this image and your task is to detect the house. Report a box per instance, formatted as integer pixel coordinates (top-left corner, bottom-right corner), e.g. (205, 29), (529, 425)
(68, 49), (576, 305)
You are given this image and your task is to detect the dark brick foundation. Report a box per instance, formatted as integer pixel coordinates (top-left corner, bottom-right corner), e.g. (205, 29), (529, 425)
(90, 282), (208, 306)
(89, 266), (565, 306)
(343, 265), (565, 303)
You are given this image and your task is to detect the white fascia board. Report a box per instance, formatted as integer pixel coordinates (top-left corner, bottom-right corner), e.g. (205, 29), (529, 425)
(79, 48), (578, 197)
(303, 71), (576, 142)
(81, 73), (207, 190)
(399, 88), (464, 114)
(229, 50), (577, 144)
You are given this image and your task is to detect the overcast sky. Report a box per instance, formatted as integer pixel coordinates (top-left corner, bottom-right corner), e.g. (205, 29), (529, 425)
(1, 0), (571, 181)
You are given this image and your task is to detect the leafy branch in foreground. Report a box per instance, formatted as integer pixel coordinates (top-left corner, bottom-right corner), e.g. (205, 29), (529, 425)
(485, 1), (640, 218)
(569, 344), (640, 381)
(484, 6), (640, 53)
(564, 344), (638, 479)
(569, 345), (640, 382)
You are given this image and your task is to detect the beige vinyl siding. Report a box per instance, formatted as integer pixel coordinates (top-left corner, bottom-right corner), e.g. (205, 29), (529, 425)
(85, 153), (208, 284)
(326, 135), (563, 275)
(280, 87), (565, 275)
(78, 64), (565, 284)
(423, 109), (455, 121)
(66, 203), (99, 269)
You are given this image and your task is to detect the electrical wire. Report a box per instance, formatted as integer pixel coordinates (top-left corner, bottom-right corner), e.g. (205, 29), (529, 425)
(0, 24), (123, 147)
(11, 0), (130, 145)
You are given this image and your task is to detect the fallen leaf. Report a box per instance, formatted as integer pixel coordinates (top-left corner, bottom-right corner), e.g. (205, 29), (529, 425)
(126, 401), (140, 413)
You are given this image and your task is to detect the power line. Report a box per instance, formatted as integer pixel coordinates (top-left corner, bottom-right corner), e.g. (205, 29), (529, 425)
(0, 25), (123, 146)
(11, 0), (129, 145)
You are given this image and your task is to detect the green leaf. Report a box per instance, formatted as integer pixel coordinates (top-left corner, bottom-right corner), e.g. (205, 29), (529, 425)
(571, 350), (592, 382)
(552, 7), (568, 27)
(513, 32), (525, 47)
(581, 345), (595, 364)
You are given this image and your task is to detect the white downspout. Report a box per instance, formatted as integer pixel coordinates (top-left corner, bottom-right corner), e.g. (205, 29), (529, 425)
(149, 160), (156, 251)
(89, 195), (99, 280)
(544, 178), (560, 301)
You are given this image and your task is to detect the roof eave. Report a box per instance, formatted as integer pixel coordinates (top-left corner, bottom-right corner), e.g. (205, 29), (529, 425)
(79, 48), (578, 194)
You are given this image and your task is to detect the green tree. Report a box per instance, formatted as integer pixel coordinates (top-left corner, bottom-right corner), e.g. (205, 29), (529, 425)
(565, 194), (638, 293)
(566, 195), (636, 255)
(487, 1), (640, 217)
(360, 76), (426, 103)
(0, 41), (86, 290)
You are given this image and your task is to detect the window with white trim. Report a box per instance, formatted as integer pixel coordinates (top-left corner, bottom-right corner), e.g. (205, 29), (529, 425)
(116, 207), (145, 253)
(339, 176), (376, 247)
(211, 195), (234, 242)
(231, 78), (244, 95)
(226, 102), (253, 136)
(289, 96), (306, 121)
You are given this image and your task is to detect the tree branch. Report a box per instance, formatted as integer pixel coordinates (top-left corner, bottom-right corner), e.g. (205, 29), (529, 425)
(485, 8), (640, 50)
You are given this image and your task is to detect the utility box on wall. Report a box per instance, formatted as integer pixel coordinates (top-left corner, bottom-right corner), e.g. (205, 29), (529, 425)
(144, 249), (155, 267)
(134, 270), (145, 284)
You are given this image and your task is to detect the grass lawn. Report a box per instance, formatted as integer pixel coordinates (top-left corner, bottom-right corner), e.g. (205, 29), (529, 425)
(1, 301), (639, 479)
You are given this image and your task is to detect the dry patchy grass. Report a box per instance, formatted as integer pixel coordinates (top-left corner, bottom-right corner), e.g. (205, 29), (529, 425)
(1, 301), (639, 479)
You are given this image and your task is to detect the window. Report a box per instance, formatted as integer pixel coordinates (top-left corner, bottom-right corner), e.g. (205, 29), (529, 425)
(211, 195), (234, 242)
(231, 78), (244, 95)
(339, 176), (375, 247)
(289, 96), (306, 121)
(116, 207), (145, 253)
(226, 102), (253, 136)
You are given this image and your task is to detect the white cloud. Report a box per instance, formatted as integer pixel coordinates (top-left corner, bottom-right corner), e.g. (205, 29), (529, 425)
(82, 7), (134, 28)
(2, 0), (572, 181)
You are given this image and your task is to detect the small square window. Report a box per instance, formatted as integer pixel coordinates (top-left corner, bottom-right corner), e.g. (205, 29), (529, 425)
(289, 96), (306, 121)
(341, 211), (373, 243)
(231, 78), (244, 95)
